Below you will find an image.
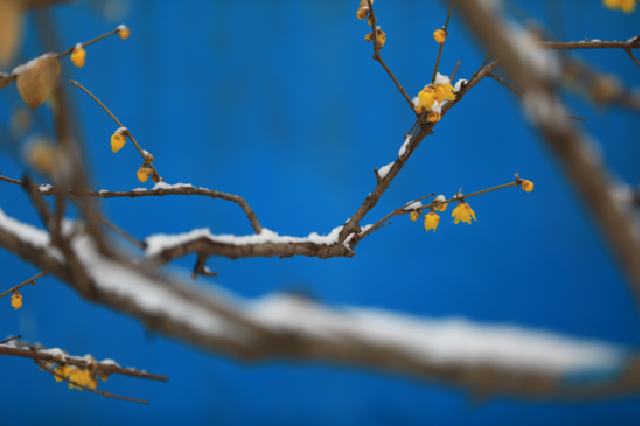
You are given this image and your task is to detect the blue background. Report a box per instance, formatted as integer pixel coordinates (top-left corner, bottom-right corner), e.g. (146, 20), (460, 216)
(1, 0), (639, 424)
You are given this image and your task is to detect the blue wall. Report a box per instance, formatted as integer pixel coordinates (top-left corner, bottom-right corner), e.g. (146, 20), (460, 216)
(1, 1), (639, 424)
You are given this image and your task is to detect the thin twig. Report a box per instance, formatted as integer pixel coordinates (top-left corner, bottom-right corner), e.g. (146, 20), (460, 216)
(625, 49), (640, 67)
(358, 178), (524, 240)
(0, 27), (124, 86)
(0, 335), (21, 345)
(432, 0), (455, 83)
(69, 80), (162, 183)
(36, 359), (148, 404)
(0, 175), (262, 234)
(0, 272), (48, 300)
(365, 0), (415, 111)
(450, 60), (461, 81)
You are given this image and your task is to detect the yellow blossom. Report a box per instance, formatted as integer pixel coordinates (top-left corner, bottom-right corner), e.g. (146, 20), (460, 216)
(521, 180), (534, 192)
(54, 364), (65, 382)
(357, 9), (367, 19)
(119, 27), (131, 40)
(416, 85), (437, 113)
(433, 202), (447, 212)
(11, 290), (22, 310)
(424, 211), (440, 232)
(433, 83), (456, 103)
(410, 210), (420, 221)
(427, 111), (441, 123)
(365, 29), (385, 49)
(70, 46), (86, 68)
(433, 28), (447, 43)
(111, 131), (126, 153)
(137, 166), (150, 182)
(603, 0), (635, 13)
(452, 201), (476, 224)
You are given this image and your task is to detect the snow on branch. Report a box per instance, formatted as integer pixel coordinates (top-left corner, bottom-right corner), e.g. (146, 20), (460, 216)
(1, 208), (639, 400)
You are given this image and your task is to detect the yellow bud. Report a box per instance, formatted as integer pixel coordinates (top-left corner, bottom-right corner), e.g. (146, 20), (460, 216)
(356, 9), (366, 20)
(433, 29), (447, 44)
(146, 153), (154, 162)
(433, 202), (447, 212)
(410, 210), (420, 221)
(11, 291), (22, 310)
(137, 167), (149, 182)
(111, 132), (126, 153)
(521, 180), (534, 192)
(70, 46), (86, 68)
(364, 33), (373, 42)
(427, 111), (441, 123)
(119, 27), (131, 40)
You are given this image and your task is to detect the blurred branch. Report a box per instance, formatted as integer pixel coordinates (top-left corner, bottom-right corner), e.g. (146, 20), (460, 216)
(453, 0), (640, 290)
(542, 37), (640, 50)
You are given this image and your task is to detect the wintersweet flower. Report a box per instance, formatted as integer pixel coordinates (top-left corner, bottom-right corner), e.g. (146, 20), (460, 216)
(427, 112), (441, 123)
(424, 211), (440, 232)
(364, 28), (386, 49)
(111, 131), (126, 153)
(521, 180), (534, 192)
(604, 0), (635, 13)
(433, 28), (447, 43)
(416, 85), (437, 113)
(137, 166), (150, 182)
(118, 26), (131, 40)
(11, 290), (22, 310)
(433, 195), (447, 211)
(410, 210), (420, 221)
(70, 44), (85, 68)
(452, 200), (476, 224)
(433, 83), (456, 103)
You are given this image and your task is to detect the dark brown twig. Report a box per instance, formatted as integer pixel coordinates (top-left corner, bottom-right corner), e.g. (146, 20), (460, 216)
(69, 80), (162, 183)
(625, 49), (640, 67)
(432, 0), (455, 83)
(0, 175), (262, 234)
(365, 0), (415, 111)
(0, 335), (21, 345)
(0, 272), (48, 300)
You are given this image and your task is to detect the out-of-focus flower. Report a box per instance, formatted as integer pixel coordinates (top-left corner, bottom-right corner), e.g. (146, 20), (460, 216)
(603, 0), (635, 13)
(70, 44), (85, 68)
(433, 28), (447, 43)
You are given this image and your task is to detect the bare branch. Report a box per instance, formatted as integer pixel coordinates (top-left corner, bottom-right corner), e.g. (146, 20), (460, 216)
(0, 335), (21, 345)
(542, 37), (640, 50)
(0, 272), (48, 300)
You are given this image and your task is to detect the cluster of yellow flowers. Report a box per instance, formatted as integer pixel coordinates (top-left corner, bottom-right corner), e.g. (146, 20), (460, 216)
(356, 0), (386, 49)
(53, 362), (107, 390)
(415, 79), (455, 122)
(70, 25), (130, 69)
(410, 180), (533, 233)
(603, 0), (636, 13)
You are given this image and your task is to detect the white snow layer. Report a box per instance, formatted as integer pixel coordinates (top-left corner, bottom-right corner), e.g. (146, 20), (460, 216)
(454, 79), (468, 92)
(377, 162), (394, 179)
(434, 72), (450, 85)
(152, 182), (193, 190)
(12, 53), (57, 76)
(146, 226), (344, 257)
(247, 294), (626, 375)
(399, 136), (412, 157)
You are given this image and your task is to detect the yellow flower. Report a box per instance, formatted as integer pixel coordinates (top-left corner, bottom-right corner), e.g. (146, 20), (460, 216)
(427, 112), (441, 123)
(111, 131), (126, 153)
(416, 85), (437, 113)
(11, 291), (22, 310)
(410, 210), (420, 221)
(137, 166), (150, 182)
(424, 211), (440, 232)
(452, 201), (476, 224)
(521, 180), (534, 192)
(433, 28), (447, 43)
(357, 9), (367, 19)
(54, 364), (65, 382)
(433, 202), (447, 212)
(70, 45), (86, 68)
(119, 27), (131, 40)
(364, 29), (385, 49)
(604, 0), (635, 13)
(433, 83), (456, 103)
